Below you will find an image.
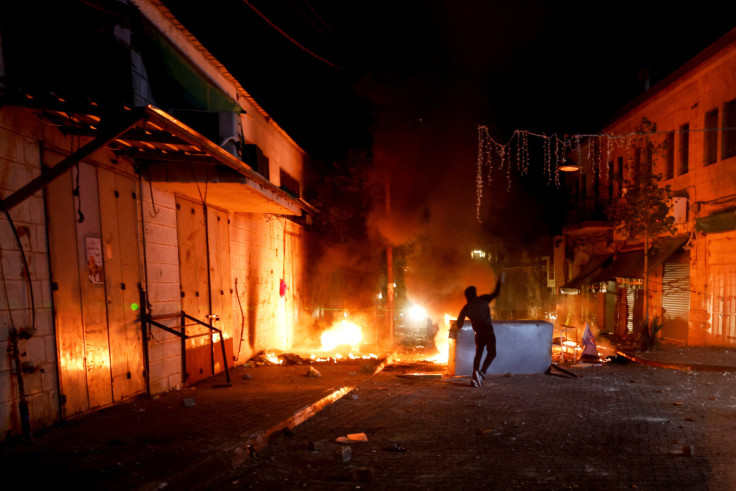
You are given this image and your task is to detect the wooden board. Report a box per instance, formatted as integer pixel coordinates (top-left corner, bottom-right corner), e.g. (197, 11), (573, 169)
(207, 206), (233, 374)
(98, 169), (144, 401)
(46, 165), (89, 417)
(176, 196), (212, 384)
(75, 162), (113, 409)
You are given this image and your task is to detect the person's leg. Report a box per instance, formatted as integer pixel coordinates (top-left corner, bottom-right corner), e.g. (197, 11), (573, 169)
(472, 333), (485, 386)
(480, 329), (496, 375)
(473, 333), (484, 374)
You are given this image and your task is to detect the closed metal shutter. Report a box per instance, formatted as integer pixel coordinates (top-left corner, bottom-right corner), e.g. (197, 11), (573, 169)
(662, 256), (689, 342)
(626, 288), (636, 333)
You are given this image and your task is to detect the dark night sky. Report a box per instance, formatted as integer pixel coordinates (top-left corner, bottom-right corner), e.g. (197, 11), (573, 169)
(160, 0), (735, 163)
(159, 1), (735, 312)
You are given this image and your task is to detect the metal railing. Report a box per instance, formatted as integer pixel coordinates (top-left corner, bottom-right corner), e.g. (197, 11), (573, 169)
(143, 311), (231, 385)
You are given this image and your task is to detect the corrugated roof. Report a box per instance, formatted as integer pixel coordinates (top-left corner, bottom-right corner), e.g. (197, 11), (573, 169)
(591, 236), (689, 282)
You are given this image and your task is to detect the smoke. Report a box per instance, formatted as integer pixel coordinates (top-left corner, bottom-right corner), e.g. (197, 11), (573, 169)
(357, 71), (505, 325)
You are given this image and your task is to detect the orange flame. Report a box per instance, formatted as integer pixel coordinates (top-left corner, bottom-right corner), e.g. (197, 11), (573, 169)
(320, 319), (363, 351)
(265, 352), (283, 364)
(426, 313), (452, 363)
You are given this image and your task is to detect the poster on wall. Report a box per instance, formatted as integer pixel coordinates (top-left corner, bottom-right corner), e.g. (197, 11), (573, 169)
(85, 235), (104, 284)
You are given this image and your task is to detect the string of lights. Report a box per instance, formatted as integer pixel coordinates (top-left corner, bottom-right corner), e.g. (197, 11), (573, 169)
(476, 124), (736, 221)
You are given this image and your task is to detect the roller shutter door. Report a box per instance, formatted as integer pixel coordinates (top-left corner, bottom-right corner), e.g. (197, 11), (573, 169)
(661, 256), (689, 342)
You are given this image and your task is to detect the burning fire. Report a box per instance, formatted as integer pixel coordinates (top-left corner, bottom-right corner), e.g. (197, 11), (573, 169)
(426, 313), (452, 363)
(320, 319), (363, 351)
(265, 352), (283, 364)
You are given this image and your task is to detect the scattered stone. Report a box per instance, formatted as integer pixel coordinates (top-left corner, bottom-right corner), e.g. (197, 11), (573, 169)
(349, 393), (359, 400)
(335, 445), (352, 462)
(308, 441), (324, 452)
(386, 442), (407, 452)
(669, 445), (695, 456)
(181, 398), (195, 408)
(281, 352), (308, 365)
(349, 466), (375, 481)
(307, 366), (321, 377)
(241, 373), (252, 380)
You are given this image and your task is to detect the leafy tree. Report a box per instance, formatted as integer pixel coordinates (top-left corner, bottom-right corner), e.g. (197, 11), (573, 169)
(605, 117), (676, 347)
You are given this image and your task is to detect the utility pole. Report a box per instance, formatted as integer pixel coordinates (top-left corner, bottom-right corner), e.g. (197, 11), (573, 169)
(385, 173), (394, 349)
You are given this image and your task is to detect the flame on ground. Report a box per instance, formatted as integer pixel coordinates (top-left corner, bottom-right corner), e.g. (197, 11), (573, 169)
(426, 313), (452, 363)
(265, 352), (283, 364)
(320, 319), (363, 351)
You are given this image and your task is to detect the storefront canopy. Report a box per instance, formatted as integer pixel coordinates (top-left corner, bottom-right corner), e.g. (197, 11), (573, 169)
(696, 211), (736, 234)
(560, 254), (613, 294)
(0, 89), (314, 216)
(591, 236), (689, 282)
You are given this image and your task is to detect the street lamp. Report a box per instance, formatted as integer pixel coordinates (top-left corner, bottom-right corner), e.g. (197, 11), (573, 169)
(558, 159), (582, 172)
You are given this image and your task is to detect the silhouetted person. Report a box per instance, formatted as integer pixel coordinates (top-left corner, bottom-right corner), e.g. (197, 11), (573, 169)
(456, 277), (502, 387)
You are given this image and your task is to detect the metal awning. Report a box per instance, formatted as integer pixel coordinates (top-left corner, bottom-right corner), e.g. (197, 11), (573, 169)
(696, 210), (736, 234)
(560, 254), (613, 293)
(591, 236), (689, 282)
(0, 89), (314, 216)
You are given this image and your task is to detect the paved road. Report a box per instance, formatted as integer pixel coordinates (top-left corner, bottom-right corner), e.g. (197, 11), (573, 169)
(212, 361), (736, 490)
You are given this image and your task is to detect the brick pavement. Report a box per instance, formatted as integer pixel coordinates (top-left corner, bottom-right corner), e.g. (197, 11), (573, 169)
(213, 360), (736, 490)
(0, 358), (384, 490)
(2, 348), (736, 490)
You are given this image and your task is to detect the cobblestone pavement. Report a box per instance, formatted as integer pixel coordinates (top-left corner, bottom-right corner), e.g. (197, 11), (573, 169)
(0, 359), (380, 490)
(213, 361), (736, 490)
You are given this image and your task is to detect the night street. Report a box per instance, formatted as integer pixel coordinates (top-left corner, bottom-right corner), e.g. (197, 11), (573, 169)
(212, 360), (736, 490)
(2, 3), (736, 488)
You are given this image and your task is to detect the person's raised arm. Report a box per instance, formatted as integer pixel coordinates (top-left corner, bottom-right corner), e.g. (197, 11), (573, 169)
(479, 277), (502, 302)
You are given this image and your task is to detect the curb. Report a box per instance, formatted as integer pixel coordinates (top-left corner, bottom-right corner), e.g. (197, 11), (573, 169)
(617, 351), (736, 372)
(151, 353), (397, 490)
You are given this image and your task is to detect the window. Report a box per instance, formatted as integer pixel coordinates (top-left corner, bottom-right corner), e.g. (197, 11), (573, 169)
(664, 131), (674, 179)
(607, 160), (614, 200)
(723, 98), (736, 160)
(279, 168), (300, 197)
(678, 123), (689, 175)
(617, 156), (624, 196)
(704, 108), (719, 165)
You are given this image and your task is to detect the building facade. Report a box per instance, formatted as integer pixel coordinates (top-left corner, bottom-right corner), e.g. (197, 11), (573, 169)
(559, 28), (736, 348)
(0, 0), (314, 438)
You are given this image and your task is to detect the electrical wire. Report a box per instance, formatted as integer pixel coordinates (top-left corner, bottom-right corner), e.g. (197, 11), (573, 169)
(241, 0), (340, 69)
(1, 209), (36, 333)
(234, 277), (246, 360)
(146, 170), (160, 218)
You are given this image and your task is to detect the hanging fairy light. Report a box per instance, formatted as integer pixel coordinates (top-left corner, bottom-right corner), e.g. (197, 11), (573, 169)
(476, 126), (646, 222)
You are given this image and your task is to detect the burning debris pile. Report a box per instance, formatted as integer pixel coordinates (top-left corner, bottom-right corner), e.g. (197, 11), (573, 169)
(247, 316), (379, 367)
(248, 350), (379, 367)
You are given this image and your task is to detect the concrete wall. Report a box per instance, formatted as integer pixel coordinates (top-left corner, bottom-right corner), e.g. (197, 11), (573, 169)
(230, 213), (305, 357)
(140, 185), (308, 392)
(0, 108), (59, 437)
(140, 182), (184, 394)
